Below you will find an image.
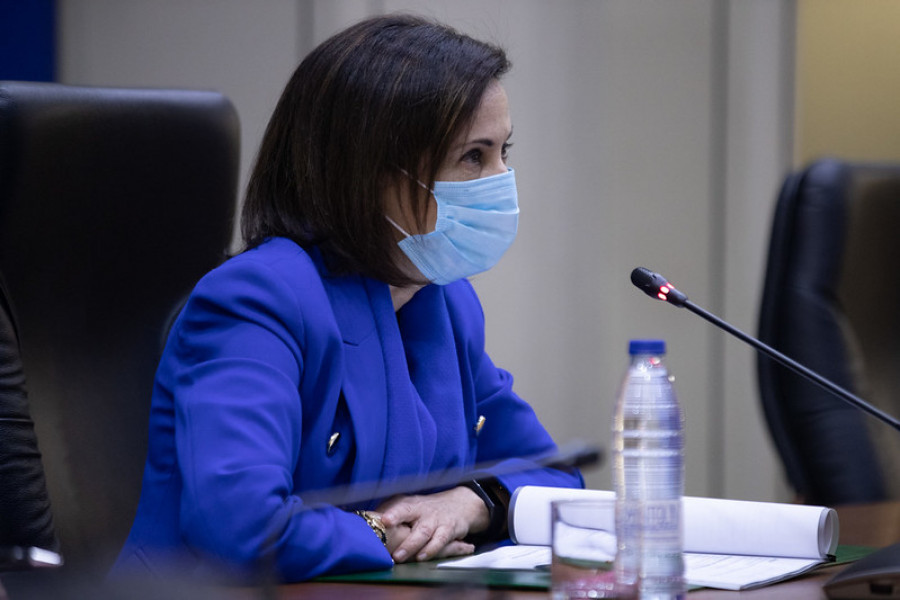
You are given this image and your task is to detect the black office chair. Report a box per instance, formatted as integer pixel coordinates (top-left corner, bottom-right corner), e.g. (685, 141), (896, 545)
(0, 81), (239, 574)
(757, 158), (900, 506)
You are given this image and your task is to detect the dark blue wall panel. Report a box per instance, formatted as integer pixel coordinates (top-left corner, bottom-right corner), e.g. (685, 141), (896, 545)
(0, 0), (56, 81)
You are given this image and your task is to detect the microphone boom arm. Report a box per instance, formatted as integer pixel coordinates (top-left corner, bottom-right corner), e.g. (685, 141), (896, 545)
(681, 299), (900, 432)
(630, 266), (900, 432)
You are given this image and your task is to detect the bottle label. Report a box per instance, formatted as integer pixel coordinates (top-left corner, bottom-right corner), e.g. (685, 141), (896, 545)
(644, 500), (679, 530)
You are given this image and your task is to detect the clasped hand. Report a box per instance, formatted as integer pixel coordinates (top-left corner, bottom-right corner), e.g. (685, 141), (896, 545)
(375, 486), (490, 563)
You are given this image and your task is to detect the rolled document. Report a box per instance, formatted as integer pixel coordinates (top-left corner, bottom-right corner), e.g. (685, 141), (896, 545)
(509, 486), (839, 559)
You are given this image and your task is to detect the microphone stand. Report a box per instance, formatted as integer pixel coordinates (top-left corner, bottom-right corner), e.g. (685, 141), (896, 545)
(681, 298), (900, 432)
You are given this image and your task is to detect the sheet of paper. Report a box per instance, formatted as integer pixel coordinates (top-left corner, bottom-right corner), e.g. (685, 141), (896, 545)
(684, 552), (825, 590)
(438, 545), (826, 590)
(438, 545), (552, 571)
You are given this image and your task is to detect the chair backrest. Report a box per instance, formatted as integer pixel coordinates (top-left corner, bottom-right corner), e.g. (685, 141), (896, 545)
(0, 81), (239, 573)
(757, 158), (900, 505)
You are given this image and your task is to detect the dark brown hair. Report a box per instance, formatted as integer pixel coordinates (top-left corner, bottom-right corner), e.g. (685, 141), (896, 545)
(241, 14), (510, 285)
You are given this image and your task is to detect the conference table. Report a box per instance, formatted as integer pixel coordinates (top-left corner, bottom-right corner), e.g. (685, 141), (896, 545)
(269, 501), (900, 599)
(0, 502), (896, 599)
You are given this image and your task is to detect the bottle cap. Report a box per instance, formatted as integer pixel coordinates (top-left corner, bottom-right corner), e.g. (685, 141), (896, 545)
(629, 339), (666, 355)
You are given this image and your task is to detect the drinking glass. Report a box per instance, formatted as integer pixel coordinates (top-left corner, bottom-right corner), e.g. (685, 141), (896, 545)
(551, 498), (637, 600)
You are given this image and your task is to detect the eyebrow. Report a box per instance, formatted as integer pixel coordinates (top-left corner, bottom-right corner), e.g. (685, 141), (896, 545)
(461, 127), (514, 148)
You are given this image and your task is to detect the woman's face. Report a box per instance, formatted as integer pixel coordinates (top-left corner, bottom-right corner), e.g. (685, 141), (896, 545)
(386, 80), (513, 236)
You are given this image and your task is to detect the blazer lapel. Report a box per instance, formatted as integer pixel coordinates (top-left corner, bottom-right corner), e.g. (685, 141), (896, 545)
(318, 270), (389, 488)
(314, 251), (431, 498)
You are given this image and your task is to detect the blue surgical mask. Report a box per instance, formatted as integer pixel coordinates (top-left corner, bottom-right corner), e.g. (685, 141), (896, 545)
(386, 168), (519, 285)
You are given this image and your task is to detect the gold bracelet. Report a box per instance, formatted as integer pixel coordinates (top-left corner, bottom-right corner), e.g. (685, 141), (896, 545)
(355, 510), (387, 546)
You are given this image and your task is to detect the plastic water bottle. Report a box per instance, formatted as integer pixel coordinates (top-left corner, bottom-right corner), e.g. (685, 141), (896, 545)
(613, 339), (685, 600)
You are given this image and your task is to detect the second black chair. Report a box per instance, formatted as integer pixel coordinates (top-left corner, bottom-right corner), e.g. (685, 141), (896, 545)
(757, 158), (900, 506)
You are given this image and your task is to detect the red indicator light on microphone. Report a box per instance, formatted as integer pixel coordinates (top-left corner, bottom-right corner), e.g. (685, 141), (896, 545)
(657, 284), (674, 301)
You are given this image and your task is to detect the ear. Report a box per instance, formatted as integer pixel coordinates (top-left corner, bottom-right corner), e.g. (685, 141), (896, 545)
(382, 168), (432, 234)
(379, 170), (409, 227)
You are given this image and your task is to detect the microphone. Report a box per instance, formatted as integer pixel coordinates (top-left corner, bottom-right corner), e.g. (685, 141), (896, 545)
(630, 267), (688, 307)
(629, 267), (900, 432)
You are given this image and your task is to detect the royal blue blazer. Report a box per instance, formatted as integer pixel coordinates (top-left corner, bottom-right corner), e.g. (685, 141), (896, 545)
(112, 237), (583, 582)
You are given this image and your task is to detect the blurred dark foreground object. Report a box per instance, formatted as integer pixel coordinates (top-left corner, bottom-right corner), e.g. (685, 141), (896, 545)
(0, 569), (260, 600)
(0, 274), (58, 555)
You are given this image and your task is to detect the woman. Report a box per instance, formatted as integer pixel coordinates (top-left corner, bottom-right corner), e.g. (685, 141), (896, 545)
(113, 13), (583, 582)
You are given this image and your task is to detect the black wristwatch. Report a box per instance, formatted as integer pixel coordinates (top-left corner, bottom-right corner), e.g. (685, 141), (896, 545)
(461, 477), (509, 544)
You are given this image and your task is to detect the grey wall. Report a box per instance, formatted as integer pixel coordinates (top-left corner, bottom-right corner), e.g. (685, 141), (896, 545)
(57, 0), (794, 502)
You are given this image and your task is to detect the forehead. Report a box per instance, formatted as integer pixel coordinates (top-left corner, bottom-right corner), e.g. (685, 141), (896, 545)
(463, 81), (511, 140)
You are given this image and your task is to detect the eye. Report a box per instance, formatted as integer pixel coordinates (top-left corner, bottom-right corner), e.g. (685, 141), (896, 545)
(501, 142), (513, 161)
(462, 148), (483, 165)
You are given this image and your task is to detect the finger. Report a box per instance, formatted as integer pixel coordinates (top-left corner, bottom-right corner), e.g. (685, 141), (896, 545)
(392, 520), (436, 563)
(383, 523), (411, 555)
(380, 497), (422, 527)
(435, 540), (476, 559)
(412, 523), (459, 562)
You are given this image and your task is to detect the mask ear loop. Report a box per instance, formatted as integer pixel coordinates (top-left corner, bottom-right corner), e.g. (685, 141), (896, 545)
(388, 167), (434, 239)
(384, 214), (412, 238)
(397, 167), (433, 193)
